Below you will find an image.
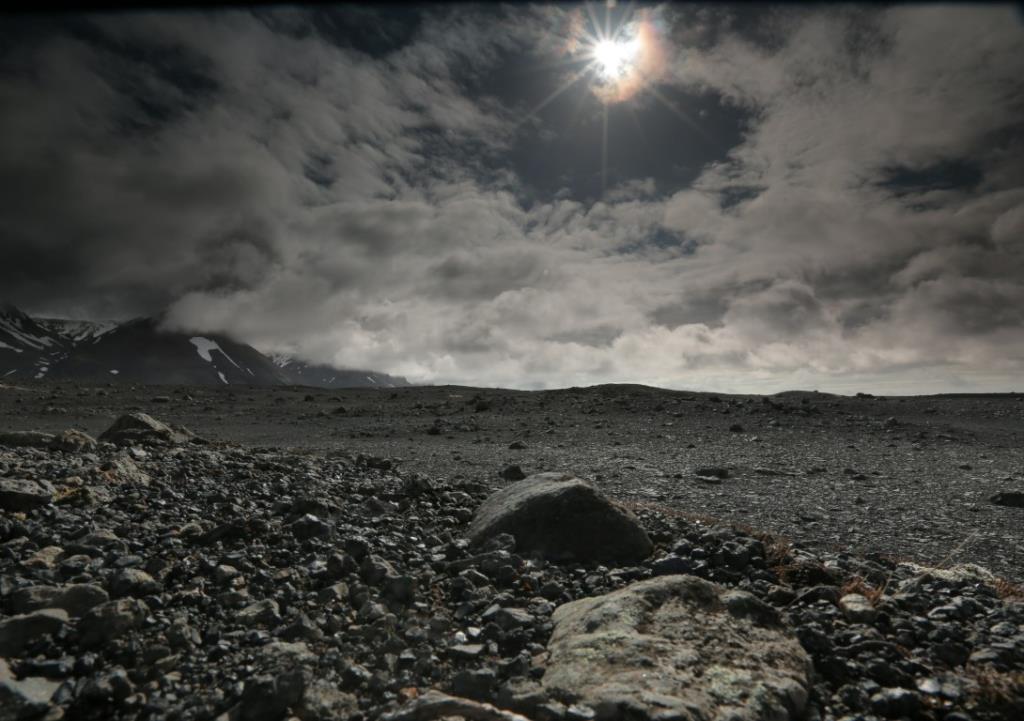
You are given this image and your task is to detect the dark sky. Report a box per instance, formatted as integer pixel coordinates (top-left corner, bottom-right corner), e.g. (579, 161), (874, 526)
(1, 3), (1023, 393)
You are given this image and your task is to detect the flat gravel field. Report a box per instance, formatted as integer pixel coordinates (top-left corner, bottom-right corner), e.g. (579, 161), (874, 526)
(3, 381), (1022, 581)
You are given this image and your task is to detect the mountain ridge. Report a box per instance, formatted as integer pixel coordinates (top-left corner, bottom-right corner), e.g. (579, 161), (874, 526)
(0, 304), (410, 388)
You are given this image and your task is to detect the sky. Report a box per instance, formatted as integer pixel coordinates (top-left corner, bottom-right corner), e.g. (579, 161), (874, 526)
(1, 2), (1023, 394)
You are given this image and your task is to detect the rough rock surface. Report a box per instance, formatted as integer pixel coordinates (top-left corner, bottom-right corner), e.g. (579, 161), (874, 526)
(467, 472), (653, 562)
(98, 412), (194, 445)
(0, 430), (55, 448)
(0, 478), (55, 511)
(543, 574), (811, 721)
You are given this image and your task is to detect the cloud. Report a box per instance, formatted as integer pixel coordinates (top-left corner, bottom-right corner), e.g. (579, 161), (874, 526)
(1, 5), (1023, 393)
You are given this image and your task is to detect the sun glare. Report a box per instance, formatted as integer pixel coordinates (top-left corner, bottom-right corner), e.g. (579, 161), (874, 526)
(593, 38), (638, 79)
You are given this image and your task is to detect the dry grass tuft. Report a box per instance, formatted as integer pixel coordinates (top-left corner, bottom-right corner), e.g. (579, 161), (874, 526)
(966, 667), (1024, 715)
(753, 531), (793, 569)
(991, 577), (1024, 601)
(840, 574), (888, 606)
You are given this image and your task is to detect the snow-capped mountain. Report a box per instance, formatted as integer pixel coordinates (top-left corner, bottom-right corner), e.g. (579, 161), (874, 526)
(0, 303), (69, 379)
(48, 317), (289, 385)
(36, 317), (119, 344)
(1, 303), (410, 388)
(271, 354), (410, 388)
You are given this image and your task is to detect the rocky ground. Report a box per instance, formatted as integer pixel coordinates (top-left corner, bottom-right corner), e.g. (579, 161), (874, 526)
(1, 381), (1023, 578)
(1, 381), (1023, 720)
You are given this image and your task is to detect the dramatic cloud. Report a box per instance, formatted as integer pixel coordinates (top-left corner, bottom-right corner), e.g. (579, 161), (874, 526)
(1, 4), (1023, 392)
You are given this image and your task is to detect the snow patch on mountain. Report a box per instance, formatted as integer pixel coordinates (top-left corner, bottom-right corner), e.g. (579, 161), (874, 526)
(0, 316), (55, 350)
(190, 337), (242, 369)
(37, 318), (118, 343)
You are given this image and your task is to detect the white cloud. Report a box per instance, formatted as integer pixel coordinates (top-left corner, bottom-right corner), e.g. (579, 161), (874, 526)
(3, 5), (1024, 393)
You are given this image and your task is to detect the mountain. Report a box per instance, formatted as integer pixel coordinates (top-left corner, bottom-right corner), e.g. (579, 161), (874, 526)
(271, 354), (410, 388)
(0, 303), (69, 379)
(46, 317), (289, 385)
(0, 303), (411, 388)
(36, 317), (119, 344)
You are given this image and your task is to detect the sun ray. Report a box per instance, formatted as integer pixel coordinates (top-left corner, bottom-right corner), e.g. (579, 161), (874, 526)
(601, 101), (609, 194)
(644, 85), (713, 142)
(517, 64), (596, 128)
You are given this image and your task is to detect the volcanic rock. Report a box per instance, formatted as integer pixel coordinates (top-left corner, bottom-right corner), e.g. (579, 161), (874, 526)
(0, 478), (55, 511)
(467, 472), (653, 562)
(0, 431), (55, 448)
(10, 584), (109, 617)
(0, 608), (69, 656)
(990, 491), (1024, 508)
(0, 658), (60, 721)
(49, 429), (98, 453)
(77, 598), (149, 648)
(99, 412), (194, 446)
(542, 574), (811, 721)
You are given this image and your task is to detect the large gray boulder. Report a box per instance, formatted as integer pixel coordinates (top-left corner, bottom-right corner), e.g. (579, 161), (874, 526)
(99, 412), (193, 446)
(467, 472), (652, 563)
(543, 574), (811, 721)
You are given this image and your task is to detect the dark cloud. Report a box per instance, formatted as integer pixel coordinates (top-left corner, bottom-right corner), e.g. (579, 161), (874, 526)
(1, 4), (1022, 392)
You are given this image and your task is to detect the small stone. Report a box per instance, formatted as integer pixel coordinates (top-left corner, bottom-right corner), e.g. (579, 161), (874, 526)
(0, 431), (55, 448)
(990, 491), (1024, 508)
(77, 598), (149, 648)
(239, 671), (305, 721)
(49, 429), (98, 453)
(238, 599), (281, 628)
(360, 555), (396, 584)
(0, 478), (55, 511)
(501, 465), (527, 481)
(449, 643), (486, 660)
(291, 514), (332, 540)
(452, 668), (498, 701)
(317, 582), (349, 603)
(839, 593), (877, 624)
(299, 679), (358, 720)
(10, 584), (109, 617)
(109, 569), (162, 598)
(693, 467), (730, 482)
(0, 609), (69, 656)
(508, 441), (527, 450)
(326, 553), (358, 579)
(23, 546), (63, 570)
(482, 606), (533, 631)
(0, 658), (61, 720)
(870, 687), (920, 718)
(384, 575), (417, 604)
(214, 565), (242, 585)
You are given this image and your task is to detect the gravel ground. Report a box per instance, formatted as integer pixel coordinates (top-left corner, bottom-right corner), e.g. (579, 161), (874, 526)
(2, 381), (1022, 581)
(1, 410), (1023, 721)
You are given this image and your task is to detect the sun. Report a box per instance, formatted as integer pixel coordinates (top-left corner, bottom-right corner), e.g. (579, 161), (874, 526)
(592, 37), (638, 79)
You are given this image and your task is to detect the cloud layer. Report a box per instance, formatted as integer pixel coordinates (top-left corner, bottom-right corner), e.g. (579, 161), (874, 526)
(1, 4), (1023, 393)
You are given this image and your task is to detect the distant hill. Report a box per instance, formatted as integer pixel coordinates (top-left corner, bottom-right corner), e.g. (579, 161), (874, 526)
(271, 354), (409, 389)
(0, 303), (410, 388)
